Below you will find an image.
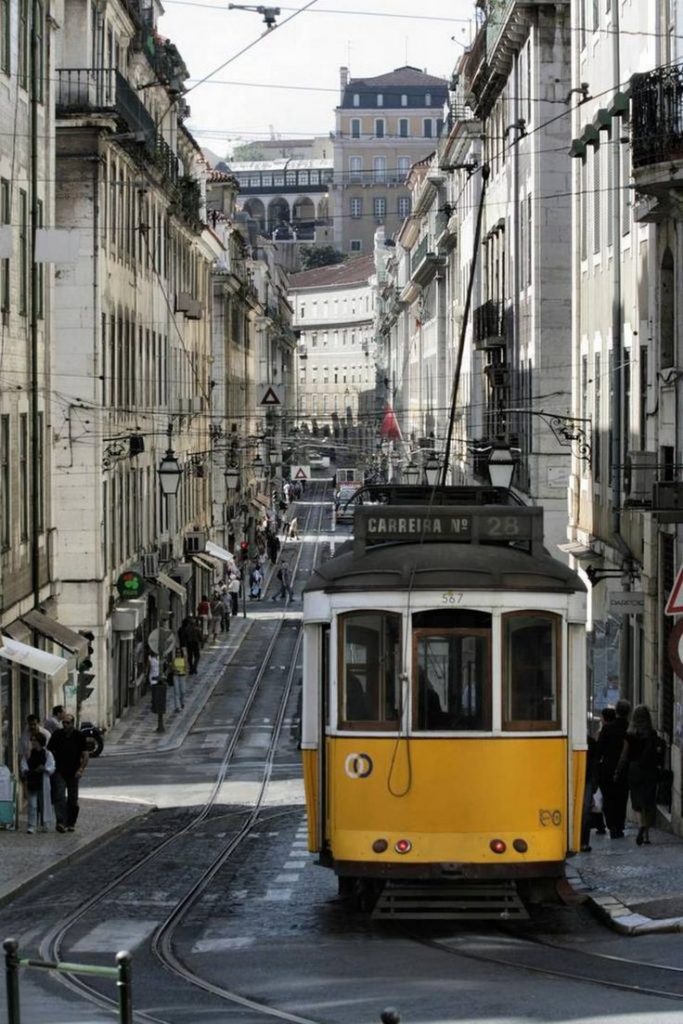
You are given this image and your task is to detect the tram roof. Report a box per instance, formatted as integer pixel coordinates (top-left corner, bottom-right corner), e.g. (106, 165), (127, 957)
(306, 540), (584, 594)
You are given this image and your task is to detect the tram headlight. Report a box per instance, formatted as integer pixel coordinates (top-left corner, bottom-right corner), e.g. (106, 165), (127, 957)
(394, 838), (412, 854)
(489, 839), (506, 854)
(512, 838), (528, 853)
(372, 839), (388, 853)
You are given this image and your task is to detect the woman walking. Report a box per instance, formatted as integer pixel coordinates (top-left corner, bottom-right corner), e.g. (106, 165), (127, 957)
(616, 704), (665, 846)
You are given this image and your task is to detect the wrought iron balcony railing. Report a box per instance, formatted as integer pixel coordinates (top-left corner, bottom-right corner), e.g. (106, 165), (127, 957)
(473, 299), (509, 349)
(631, 65), (683, 169)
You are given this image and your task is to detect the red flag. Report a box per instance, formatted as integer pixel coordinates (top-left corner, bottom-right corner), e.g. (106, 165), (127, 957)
(379, 404), (402, 441)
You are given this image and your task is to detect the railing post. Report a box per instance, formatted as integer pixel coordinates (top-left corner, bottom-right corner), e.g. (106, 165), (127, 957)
(116, 950), (133, 1024)
(3, 938), (21, 1024)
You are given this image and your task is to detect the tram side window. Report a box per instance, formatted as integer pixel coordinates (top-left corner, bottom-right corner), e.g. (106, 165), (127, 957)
(414, 613), (492, 731)
(503, 612), (560, 730)
(339, 611), (401, 728)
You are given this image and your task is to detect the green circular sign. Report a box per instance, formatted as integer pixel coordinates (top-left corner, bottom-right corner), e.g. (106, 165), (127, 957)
(116, 570), (146, 599)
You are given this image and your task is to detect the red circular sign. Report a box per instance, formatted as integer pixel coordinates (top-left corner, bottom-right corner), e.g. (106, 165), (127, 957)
(667, 620), (683, 679)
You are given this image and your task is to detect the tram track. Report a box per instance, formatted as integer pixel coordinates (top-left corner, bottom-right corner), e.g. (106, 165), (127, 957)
(35, 488), (330, 1024)
(405, 924), (683, 1004)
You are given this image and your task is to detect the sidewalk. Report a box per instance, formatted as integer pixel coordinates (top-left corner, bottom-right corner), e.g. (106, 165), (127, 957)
(567, 822), (683, 934)
(0, 616), (253, 906)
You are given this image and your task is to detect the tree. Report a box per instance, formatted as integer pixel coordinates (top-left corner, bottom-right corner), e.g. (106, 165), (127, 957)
(299, 246), (346, 271)
(229, 142), (268, 162)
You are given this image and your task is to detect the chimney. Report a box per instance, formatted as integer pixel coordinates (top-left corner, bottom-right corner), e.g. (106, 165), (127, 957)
(340, 66), (349, 103)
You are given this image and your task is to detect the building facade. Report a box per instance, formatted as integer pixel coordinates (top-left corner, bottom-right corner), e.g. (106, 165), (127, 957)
(51, 0), (217, 726)
(332, 66), (449, 255)
(289, 255), (376, 456)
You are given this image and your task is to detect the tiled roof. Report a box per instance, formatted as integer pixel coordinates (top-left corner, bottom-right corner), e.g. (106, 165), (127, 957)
(348, 66), (448, 89)
(288, 254), (375, 290)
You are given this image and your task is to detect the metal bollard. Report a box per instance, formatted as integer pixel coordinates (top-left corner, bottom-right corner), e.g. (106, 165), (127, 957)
(380, 1009), (400, 1024)
(3, 938), (21, 1024)
(116, 950), (133, 1024)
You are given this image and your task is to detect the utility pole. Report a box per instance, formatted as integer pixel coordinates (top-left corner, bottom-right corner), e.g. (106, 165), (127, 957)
(30, 0), (41, 609)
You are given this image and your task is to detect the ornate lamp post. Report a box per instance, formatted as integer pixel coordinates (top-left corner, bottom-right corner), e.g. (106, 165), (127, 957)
(487, 441), (516, 489)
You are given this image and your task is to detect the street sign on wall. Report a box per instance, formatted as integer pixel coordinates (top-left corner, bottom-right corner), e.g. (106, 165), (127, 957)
(665, 567), (683, 616)
(607, 591), (644, 615)
(290, 465), (310, 480)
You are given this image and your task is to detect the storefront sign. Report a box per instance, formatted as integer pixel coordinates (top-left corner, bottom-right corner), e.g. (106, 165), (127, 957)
(115, 570), (146, 600)
(607, 591), (644, 615)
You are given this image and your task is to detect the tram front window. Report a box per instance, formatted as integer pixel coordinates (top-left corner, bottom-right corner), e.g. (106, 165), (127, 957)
(503, 612), (560, 730)
(339, 611), (401, 728)
(414, 611), (492, 731)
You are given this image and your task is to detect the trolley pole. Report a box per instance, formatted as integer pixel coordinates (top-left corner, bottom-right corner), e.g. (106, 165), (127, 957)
(3, 938), (21, 1024)
(116, 951), (133, 1024)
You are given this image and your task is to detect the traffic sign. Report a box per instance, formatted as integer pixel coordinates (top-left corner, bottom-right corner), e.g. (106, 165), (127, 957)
(148, 628), (175, 656)
(290, 465), (310, 480)
(258, 384), (282, 406)
(668, 620), (683, 678)
(665, 566), (683, 615)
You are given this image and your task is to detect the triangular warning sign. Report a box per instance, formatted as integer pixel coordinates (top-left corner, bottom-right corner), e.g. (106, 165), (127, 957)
(295, 468), (307, 479)
(261, 387), (281, 405)
(665, 567), (683, 615)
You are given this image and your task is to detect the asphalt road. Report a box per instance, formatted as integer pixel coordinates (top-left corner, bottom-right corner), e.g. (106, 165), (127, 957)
(4, 507), (683, 1023)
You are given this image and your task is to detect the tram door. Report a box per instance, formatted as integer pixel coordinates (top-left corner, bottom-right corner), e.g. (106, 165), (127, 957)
(414, 627), (491, 731)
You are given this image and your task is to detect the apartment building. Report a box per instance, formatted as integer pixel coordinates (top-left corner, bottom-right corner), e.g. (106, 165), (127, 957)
(0, 0), (67, 772)
(289, 255), (376, 451)
(51, 0), (218, 724)
(332, 66), (449, 255)
(567, 0), (683, 822)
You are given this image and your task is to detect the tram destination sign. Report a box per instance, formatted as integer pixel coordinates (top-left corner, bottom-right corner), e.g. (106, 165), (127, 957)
(358, 505), (540, 547)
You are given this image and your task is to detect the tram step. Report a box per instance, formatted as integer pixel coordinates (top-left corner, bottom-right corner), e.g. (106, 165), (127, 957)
(371, 881), (529, 921)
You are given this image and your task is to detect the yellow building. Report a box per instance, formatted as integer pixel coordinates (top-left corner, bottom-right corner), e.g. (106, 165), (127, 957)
(332, 66), (448, 254)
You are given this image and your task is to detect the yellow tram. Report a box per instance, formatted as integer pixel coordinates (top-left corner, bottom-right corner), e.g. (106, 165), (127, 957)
(301, 488), (587, 893)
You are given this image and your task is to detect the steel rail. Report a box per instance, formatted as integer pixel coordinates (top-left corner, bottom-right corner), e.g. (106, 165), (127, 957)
(36, 487), (328, 1024)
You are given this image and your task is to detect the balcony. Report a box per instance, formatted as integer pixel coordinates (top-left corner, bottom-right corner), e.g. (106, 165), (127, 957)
(632, 66), (683, 170)
(57, 68), (179, 186)
(473, 300), (510, 350)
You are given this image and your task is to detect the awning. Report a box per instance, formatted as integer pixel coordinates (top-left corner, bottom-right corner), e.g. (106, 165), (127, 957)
(156, 572), (187, 605)
(192, 555), (219, 575)
(557, 541), (596, 561)
(0, 636), (69, 685)
(21, 609), (88, 660)
(251, 494), (271, 511)
(205, 540), (237, 569)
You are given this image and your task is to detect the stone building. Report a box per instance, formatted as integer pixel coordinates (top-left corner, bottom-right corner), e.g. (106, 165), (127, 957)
(50, 0), (218, 725)
(332, 66), (449, 255)
(289, 255), (376, 455)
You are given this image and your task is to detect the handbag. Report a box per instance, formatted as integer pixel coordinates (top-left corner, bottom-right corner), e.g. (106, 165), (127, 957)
(591, 788), (603, 814)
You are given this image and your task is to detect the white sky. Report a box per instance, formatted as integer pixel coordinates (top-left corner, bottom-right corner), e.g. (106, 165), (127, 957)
(158, 0), (478, 160)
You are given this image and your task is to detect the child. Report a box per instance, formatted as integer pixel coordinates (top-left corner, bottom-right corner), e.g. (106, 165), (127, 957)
(20, 733), (55, 833)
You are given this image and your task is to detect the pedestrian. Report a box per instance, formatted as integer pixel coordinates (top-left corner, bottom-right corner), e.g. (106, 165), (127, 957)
(615, 704), (665, 846)
(178, 616), (201, 675)
(147, 649), (160, 700)
(580, 733), (601, 852)
(228, 572), (241, 616)
(171, 648), (186, 712)
(289, 516), (299, 541)
(210, 592), (224, 641)
(273, 560), (294, 602)
(250, 563), (263, 600)
(267, 531), (281, 565)
(47, 713), (88, 833)
(43, 704), (65, 735)
(597, 698), (631, 838)
(20, 733), (55, 833)
(19, 714), (51, 760)
(197, 594), (211, 643)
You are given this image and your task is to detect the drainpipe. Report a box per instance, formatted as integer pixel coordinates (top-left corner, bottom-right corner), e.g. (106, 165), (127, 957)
(30, 0), (40, 608)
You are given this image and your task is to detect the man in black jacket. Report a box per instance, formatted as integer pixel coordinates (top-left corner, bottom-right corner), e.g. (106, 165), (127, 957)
(48, 714), (89, 833)
(597, 698), (631, 838)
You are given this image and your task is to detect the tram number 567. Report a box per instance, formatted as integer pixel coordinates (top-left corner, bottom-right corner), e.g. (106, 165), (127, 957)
(539, 809), (562, 827)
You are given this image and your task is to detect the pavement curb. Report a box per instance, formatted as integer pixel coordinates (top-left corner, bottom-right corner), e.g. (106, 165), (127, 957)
(0, 801), (154, 909)
(104, 618), (255, 757)
(565, 864), (683, 935)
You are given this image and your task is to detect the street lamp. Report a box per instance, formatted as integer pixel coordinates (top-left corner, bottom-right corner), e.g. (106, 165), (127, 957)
(158, 447), (182, 496)
(403, 461), (420, 485)
(252, 453), (267, 480)
(488, 441), (516, 489)
(224, 465), (240, 490)
(424, 456), (441, 487)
